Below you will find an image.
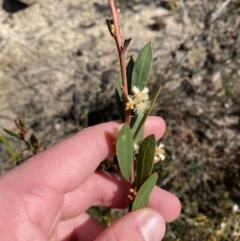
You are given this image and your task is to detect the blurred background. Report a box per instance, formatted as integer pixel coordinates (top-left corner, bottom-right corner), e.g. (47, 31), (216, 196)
(0, 0), (240, 240)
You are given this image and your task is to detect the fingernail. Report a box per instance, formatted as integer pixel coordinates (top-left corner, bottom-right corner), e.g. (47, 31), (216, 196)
(138, 212), (165, 241)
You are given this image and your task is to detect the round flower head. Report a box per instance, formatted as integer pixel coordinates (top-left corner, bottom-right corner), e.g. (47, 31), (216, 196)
(125, 96), (135, 110)
(142, 87), (149, 94)
(134, 100), (151, 115)
(131, 86), (149, 103)
(132, 86), (141, 95)
(126, 86), (151, 115)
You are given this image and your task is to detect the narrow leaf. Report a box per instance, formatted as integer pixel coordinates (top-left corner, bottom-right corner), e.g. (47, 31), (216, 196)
(30, 134), (39, 150)
(134, 126), (144, 146)
(133, 85), (162, 140)
(116, 124), (134, 179)
(115, 74), (124, 121)
(0, 133), (22, 162)
(132, 173), (158, 211)
(136, 135), (156, 190)
(3, 129), (21, 139)
(131, 42), (153, 90)
(126, 56), (134, 93)
(123, 38), (132, 51)
(130, 114), (144, 143)
(18, 119), (25, 129)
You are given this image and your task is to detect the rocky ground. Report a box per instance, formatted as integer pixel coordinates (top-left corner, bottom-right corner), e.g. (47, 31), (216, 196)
(0, 0), (240, 240)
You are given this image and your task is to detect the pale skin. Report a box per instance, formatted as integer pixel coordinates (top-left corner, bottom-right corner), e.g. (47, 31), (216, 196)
(0, 117), (181, 241)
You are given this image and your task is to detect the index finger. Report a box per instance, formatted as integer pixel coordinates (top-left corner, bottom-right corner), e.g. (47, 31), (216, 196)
(3, 117), (165, 194)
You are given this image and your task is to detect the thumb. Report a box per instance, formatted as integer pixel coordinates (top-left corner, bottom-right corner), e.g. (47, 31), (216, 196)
(95, 208), (166, 241)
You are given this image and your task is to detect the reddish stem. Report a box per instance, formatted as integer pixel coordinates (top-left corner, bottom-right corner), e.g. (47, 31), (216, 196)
(108, 0), (130, 124)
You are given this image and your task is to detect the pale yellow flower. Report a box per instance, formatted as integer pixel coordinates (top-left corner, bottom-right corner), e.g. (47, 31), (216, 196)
(133, 143), (139, 160)
(125, 96), (135, 110)
(133, 143), (139, 154)
(132, 86), (140, 94)
(134, 100), (151, 115)
(154, 143), (165, 163)
(132, 86), (149, 103)
(127, 86), (151, 115)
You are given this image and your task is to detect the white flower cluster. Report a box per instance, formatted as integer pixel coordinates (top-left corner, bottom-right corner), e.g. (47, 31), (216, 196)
(154, 143), (165, 163)
(133, 143), (139, 160)
(126, 86), (151, 115)
(133, 142), (165, 163)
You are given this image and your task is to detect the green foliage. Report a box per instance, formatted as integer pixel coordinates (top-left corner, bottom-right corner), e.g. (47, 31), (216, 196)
(29, 134), (40, 154)
(1, 119), (40, 168)
(130, 114), (144, 144)
(131, 42), (153, 89)
(3, 129), (21, 139)
(116, 123), (134, 179)
(16, 119), (25, 130)
(87, 207), (114, 227)
(136, 135), (156, 190)
(0, 133), (22, 166)
(132, 173), (158, 211)
(115, 74), (124, 121)
(126, 56), (134, 93)
(114, 38), (162, 210)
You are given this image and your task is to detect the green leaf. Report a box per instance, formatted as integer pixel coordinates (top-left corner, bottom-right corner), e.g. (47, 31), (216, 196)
(101, 207), (112, 226)
(134, 125), (144, 146)
(131, 42), (153, 90)
(130, 114), (144, 144)
(115, 74), (124, 121)
(0, 133), (22, 163)
(3, 129), (21, 139)
(132, 173), (158, 211)
(15, 119), (26, 133)
(116, 124), (134, 180)
(133, 85), (162, 140)
(126, 56), (134, 93)
(136, 135), (156, 190)
(18, 119), (25, 129)
(30, 134), (39, 151)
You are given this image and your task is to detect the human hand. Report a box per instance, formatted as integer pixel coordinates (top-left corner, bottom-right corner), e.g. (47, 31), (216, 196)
(0, 117), (181, 241)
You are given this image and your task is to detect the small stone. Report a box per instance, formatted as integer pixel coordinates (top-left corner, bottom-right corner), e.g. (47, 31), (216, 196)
(76, 49), (83, 56)
(149, 17), (166, 31)
(54, 123), (61, 131)
(160, 0), (179, 10)
(72, 92), (81, 104)
(180, 39), (194, 50)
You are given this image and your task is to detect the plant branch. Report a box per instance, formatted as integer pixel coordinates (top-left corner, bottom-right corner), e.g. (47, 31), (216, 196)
(108, 0), (131, 124)
(108, 0), (135, 200)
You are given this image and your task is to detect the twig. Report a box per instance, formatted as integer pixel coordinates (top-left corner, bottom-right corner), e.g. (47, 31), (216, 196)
(179, 0), (188, 22)
(107, 0), (131, 125)
(160, 170), (179, 187)
(211, 0), (232, 22)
